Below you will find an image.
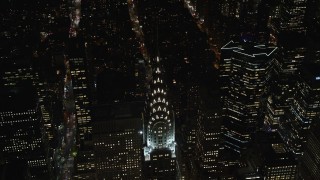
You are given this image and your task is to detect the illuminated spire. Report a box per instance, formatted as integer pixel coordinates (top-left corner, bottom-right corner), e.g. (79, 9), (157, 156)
(144, 56), (175, 161)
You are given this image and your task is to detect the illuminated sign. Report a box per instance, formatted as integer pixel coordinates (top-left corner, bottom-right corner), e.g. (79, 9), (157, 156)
(316, 77), (320, 80)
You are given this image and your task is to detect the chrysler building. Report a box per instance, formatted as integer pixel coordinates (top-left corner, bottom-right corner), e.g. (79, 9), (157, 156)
(143, 56), (176, 179)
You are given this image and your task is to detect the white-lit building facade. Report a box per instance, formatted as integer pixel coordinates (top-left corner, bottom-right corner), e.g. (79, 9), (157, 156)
(143, 56), (176, 179)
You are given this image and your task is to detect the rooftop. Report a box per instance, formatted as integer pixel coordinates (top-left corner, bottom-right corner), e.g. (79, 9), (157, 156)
(222, 40), (278, 58)
(91, 102), (144, 133)
(278, 32), (307, 49)
(253, 132), (297, 166)
(92, 101), (144, 121)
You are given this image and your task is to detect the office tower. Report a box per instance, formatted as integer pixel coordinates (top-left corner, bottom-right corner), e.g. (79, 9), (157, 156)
(0, 61), (53, 141)
(0, 57), (53, 178)
(0, 66), (38, 88)
(268, 0), (307, 72)
(279, 63), (320, 156)
(69, 57), (92, 145)
(0, 87), (48, 179)
(73, 150), (95, 179)
(92, 102), (143, 179)
(62, 31), (94, 179)
(0, 59), (53, 137)
(195, 90), (222, 178)
(68, 55), (95, 178)
(263, 76), (296, 132)
(269, 0), (281, 20)
(270, 0), (307, 36)
(143, 57), (176, 179)
(261, 143), (297, 179)
(255, 0), (278, 44)
(268, 0), (307, 73)
(277, 35), (306, 74)
(299, 122), (320, 179)
(220, 0), (260, 26)
(183, 84), (199, 156)
(134, 59), (147, 100)
(278, 0), (307, 34)
(219, 41), (237, 103)
(238, 132), (297, 179)
(220, 41), (277, 153)
(220, 0), (241, 18)
(263, 160), (297, 178)
(264, 96), (287, 132)
(240, 0), (261, 29)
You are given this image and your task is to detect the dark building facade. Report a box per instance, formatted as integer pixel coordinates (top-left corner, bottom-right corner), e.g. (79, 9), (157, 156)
(299, 122), (320, 179)
(257, 133), (297, 179)
(67, 39), (95, 179)
(0, 87), (48, 179)
(279, 64), (320, 156)
(195, 90), (222, 179)
(278, 0), (307, 34)
(236, 132), (297, 179)
(92, 102), (143, 179)
(263, 76), (296, 132)
(220, 41), (277, 153)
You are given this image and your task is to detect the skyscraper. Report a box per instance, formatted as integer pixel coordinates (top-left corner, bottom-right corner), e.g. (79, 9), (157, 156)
(0, 56), (51, 179)
(220, 41), (277, 153)
(263, 76), (296, 132)
(269, 0), (307, 74)
(0, 87), (48, 179)
(278, 0), (307, 34)
(92, 102), (143, 179)
(237, 132), (297, 179)
(195, 90), (222, 179)
(69, 57), (92, 145)
(143, 57), (176, 179)
(220, 0), (241, 19)
(277, 34), (306, 74)
(269, 0), (307, 37)
(67, 39), (95, 179)
(279, 63), (320, 156)
(299, 121), (320, 179)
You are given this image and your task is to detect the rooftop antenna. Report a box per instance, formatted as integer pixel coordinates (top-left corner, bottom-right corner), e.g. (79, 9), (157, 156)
(156, 6), (160, 58)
